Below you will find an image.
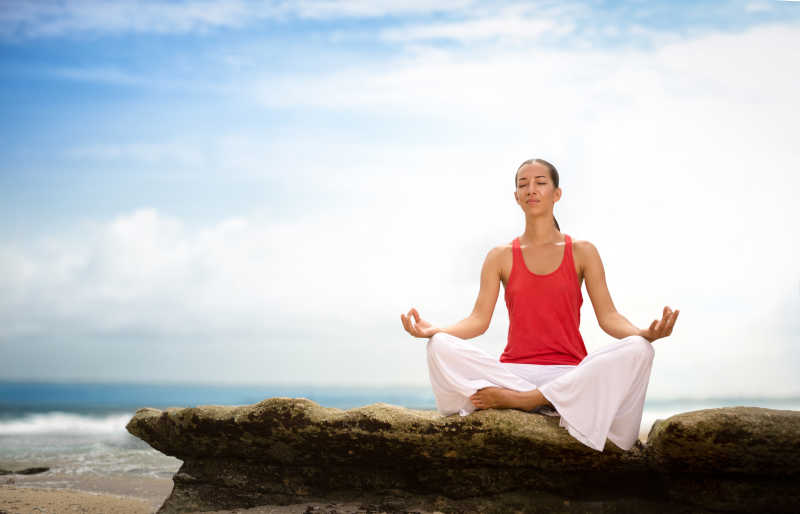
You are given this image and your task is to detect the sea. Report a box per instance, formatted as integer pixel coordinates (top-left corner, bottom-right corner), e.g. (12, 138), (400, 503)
(2, 381), (799, 481)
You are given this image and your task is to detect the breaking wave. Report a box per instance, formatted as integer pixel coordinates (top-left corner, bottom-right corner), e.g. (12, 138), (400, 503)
(0, 411), (132, 435)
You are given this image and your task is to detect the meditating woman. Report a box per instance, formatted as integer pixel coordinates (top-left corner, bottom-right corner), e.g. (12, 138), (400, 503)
(400, 158), (679, 452)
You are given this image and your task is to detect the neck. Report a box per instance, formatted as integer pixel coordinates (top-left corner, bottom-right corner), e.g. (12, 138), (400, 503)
(521, 215), (561, 245)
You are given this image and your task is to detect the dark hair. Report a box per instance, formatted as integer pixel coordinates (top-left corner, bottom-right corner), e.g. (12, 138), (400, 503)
(515, 158), (560, 231)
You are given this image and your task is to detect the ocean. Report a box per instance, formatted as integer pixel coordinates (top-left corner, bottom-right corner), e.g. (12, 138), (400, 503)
(2, 381), (799, 481)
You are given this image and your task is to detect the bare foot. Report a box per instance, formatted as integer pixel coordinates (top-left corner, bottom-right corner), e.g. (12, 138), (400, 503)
(469, 387), (552, 412)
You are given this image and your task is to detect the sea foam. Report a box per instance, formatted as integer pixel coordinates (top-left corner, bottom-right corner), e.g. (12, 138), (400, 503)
(0, 411), (132, 435)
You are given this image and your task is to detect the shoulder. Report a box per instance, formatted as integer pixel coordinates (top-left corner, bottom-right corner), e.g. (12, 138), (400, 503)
(486, 242), (513, 262)
(570, 237), (602, 267)
(571, 238), (599, 256)
(481, 242), (514, 275)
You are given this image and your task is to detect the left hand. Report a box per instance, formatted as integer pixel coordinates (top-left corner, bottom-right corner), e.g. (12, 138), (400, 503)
(640, 306), (679, 342)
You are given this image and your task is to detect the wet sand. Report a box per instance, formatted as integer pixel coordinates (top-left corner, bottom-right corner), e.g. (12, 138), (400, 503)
(1, 473), (171, 514)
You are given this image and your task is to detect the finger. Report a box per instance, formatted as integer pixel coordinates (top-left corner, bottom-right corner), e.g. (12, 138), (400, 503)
(664, 315), (675, 335)
(666, 310), (680, 334)
(405, 309), (416, 327)
(654, 317), (664, 334)
(404, 314), (419, 336)
(647, 319), (658, 338)
(411, 308), (420, 322)
(400, 314), (412, 333)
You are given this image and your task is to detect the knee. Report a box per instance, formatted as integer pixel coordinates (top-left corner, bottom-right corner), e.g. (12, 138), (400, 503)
(624, 335), (655, 361)
(427, 332), (453, 357)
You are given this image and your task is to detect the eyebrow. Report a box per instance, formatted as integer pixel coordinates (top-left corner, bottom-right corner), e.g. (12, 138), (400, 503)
(518, 176), (546, 181)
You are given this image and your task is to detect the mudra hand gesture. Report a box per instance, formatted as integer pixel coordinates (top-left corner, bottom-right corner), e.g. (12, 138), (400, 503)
(400, 308), (440, 339)
(640, 306), (680, 342)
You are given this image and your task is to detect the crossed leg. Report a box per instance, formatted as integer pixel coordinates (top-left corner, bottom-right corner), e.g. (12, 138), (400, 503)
(426, 331), (656, 451)
(426, 332), (562, 416)
(469, 386), (552, 411)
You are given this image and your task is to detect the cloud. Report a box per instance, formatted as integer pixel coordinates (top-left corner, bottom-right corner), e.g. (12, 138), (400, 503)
(67, 142), (207, 169)
(379, 3), (576, 44)
(0, 0), (474, 39)
(3, 0), (796, 42)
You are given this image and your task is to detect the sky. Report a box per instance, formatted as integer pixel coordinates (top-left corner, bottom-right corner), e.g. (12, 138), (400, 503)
(0, 0), (798, 399)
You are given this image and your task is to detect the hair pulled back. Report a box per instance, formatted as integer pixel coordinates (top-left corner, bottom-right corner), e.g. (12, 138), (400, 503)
(515, 158), (560, 231)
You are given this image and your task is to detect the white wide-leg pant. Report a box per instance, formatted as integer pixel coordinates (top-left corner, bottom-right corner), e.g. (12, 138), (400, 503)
(426, 332), (655, 452)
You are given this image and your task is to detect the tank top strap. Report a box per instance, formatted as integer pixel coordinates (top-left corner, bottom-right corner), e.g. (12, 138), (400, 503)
(510, 237), (520, 277)
(563, 234), (578, 283)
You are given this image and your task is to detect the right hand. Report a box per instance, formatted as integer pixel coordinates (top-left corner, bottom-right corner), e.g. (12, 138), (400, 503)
(400, 308), (440, 339)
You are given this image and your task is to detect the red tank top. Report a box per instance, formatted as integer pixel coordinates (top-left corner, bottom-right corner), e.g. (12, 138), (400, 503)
(500, 234), (587, 365)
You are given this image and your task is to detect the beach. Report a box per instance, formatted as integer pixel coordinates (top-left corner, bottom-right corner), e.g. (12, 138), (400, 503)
(1, 473), (171, 513)
(0, 485), (153, 514)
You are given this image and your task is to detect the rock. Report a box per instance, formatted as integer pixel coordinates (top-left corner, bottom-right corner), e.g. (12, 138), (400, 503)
(127, 398), (800, 513)
(645, 407), (800, 512)
(14, 467), (50, 475)
(0, 467), (49, 475)
(647, 406), (800, 475)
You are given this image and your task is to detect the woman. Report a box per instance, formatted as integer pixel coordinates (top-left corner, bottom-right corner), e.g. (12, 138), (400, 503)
(400, 158), (679, 452)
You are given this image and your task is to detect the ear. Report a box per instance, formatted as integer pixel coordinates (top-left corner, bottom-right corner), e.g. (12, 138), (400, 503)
(554, 187), (562, 203)
(514, 190), (519, 203)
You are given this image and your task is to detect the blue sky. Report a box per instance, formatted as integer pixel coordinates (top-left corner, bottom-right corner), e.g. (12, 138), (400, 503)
(1, 0), (799, 397)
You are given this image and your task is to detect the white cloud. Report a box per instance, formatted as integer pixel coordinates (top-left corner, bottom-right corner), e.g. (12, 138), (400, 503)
(0, 0), (254, 38)
(0, 0), (476, 38)
(288, 0), (476, 20)
(380, 15), (566, 44)
(67, 142), (207, 168)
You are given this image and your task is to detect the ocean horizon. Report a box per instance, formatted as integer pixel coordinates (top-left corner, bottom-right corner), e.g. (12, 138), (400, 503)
(2, 380), (799, 482)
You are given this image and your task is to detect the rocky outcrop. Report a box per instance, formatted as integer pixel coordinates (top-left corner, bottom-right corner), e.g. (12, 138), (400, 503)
(126, 399), (800, 513)
(646, 406), (800, 512)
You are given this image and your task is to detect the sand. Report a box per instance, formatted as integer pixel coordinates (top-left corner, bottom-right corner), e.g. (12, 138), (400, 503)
(0, 473), (172, 514)
(0, 485), (153, 513)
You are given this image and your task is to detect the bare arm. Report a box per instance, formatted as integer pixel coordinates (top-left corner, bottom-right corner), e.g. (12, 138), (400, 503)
(438, 246), (503, 339)
(579, 241), (679, 341)
(400, 246), (503, 340)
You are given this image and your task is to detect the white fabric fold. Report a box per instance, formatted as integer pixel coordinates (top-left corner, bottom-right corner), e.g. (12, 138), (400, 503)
(425, 332), (655, 451)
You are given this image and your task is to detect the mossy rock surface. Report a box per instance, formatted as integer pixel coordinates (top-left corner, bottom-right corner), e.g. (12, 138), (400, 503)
(646, 406), (800, 475)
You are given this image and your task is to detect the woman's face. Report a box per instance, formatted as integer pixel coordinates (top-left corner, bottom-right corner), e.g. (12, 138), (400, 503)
(514, 162), (561, 213)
